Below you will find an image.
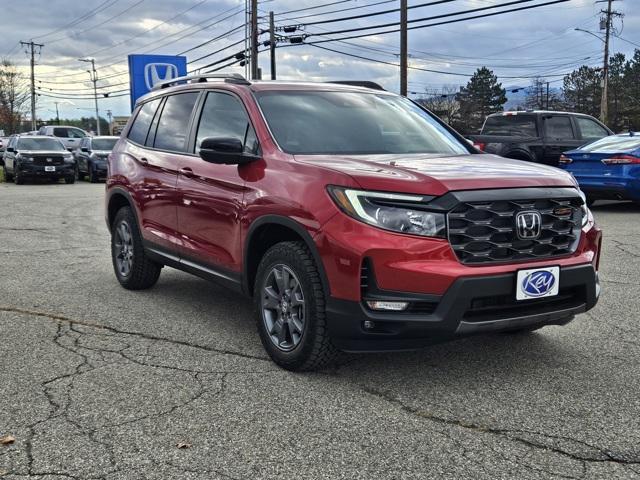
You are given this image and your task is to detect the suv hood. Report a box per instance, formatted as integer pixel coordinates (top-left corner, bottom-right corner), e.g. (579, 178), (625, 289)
(294, 153), (577, 195)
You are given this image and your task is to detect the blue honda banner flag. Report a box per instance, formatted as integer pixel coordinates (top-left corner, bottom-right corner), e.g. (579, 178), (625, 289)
(128, 54), (187, 111)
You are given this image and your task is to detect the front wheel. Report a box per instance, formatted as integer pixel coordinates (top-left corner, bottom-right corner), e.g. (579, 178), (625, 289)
(3, 165), (13, 182)
(88, 165), (98, 183)
(14, 169), (24, 185)
(111, 206), (162, 290)
(254, 241), (340, 371)
(65, 175), (75, 184)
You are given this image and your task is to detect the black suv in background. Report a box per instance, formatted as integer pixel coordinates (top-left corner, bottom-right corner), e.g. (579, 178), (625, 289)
(468, 111), (613, 166)
(2, 135), (76, 184)
(74, 136), (119, 182)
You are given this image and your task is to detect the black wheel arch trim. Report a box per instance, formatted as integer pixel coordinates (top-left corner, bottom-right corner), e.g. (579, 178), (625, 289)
(106, 186), (140, 233)
(243, 215), (331, 297)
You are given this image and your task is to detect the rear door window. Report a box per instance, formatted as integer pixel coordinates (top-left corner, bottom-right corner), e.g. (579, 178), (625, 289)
(481, 115), (538, 137)
(576, 117), (609, 141)
(153, 92), (200, 152)
(128, 98), (162, 146)
(544, 116), (575, 140)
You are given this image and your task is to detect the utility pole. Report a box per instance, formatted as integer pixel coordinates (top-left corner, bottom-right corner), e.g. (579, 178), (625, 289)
(20, 40), (44, 131)
(250, 0), (259, 80)
(598, 0), (623, 125)
(400, 0), (408, 96)
(54, 101), (60, 125)
(546, 81), (550, 110)
(269, 11), (276, 80)
(106, 109), (113, 135)
(79, 57), (101, 135)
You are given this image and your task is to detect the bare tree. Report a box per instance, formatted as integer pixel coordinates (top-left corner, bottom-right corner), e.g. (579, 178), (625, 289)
(0, 59), (30, 134)
(416, 86), (461, 126)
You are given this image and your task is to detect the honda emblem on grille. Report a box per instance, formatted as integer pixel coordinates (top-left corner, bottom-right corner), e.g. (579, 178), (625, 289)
(515, 211), (542, 240)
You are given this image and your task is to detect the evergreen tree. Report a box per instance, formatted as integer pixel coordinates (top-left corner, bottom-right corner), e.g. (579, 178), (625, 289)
(456, 67), (507, 134)
(563, 66), (602, 119)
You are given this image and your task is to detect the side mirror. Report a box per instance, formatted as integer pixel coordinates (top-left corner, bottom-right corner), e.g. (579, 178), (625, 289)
(6, 147), (14, 153)
(81, 147), (89, 152)
(199, 137), (258, 165)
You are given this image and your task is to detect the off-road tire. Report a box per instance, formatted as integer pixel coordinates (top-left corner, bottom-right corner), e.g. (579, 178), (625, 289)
(3, 165), (13, 182)
(111, 206), (162, 290)
(254, 241), (341, 371)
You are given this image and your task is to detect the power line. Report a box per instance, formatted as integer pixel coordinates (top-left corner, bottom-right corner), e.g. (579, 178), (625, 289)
(45, 0), (147, 45)
(33, 0), (120, 40)
(302, 0), (546, 38)
(292, 0), (570, 45)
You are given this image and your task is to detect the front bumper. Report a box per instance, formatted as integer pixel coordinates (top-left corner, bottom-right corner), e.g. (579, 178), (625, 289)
(18, 163), (75, 177)
(327, 263), (599, 352)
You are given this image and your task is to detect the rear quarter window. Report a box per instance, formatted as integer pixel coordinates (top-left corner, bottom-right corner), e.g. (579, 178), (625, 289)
(128, 98), (162, 146)
(481, 115), (538, 137)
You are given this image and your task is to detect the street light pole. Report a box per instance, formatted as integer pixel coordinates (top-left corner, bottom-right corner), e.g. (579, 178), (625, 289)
(78, 57), (101, 135)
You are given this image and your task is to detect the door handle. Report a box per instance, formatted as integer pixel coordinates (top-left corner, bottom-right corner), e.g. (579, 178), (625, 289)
(179, 167), (195, 177)
(138, 157), (149, 165)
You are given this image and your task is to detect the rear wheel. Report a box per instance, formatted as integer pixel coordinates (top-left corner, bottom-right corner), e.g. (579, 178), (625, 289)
(111, 206), (162, 290)
(254, 241), (340, 371)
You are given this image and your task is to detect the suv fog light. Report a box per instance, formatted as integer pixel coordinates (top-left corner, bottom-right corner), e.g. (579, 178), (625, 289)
(366, 301), (409, 311)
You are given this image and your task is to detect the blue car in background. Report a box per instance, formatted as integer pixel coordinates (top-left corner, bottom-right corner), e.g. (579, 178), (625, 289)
(559, 133), (640, 206)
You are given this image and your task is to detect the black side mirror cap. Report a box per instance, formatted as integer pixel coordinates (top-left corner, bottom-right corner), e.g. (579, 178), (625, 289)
(199, 137), (258, 165)
(6, 147), (14, 153)
(81, 147), (89, 152)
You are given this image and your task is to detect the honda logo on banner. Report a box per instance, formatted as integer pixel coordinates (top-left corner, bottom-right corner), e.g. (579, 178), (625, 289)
(128, 54), (187, 111)
(144, 63), (179, 90)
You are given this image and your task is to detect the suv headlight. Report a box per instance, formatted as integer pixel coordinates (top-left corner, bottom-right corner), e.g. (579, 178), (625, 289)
(63, 153), (74, 162)
(16, 154), (33, 162)
(328, 186), (446, 238)
(578, 190), (590, 227)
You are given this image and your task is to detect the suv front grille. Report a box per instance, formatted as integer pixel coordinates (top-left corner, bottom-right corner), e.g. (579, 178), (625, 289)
(33, 155), (64, 166)
(448, 197), (583, 264)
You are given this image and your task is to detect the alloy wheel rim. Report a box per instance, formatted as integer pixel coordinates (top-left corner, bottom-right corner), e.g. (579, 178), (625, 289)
(261, 264), (306, 352)
(114, 221), (134, 277)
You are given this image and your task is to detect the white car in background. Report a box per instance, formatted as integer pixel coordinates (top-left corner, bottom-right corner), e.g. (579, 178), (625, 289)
(38, 125), (89, 151)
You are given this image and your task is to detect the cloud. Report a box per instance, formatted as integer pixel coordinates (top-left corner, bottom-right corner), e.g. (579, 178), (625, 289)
(2, 0), (637, 117)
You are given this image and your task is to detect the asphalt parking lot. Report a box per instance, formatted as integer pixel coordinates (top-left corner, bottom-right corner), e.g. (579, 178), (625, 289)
(0, 181), (639, 479)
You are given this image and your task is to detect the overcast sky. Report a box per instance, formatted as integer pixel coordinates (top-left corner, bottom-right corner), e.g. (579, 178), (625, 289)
(2, 0), (639, 119)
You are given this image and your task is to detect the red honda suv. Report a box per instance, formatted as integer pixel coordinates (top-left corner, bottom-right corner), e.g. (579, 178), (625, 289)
(106, 75), (602, 371)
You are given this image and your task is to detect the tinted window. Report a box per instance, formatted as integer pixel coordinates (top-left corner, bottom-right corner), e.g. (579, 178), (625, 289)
(195, 92), (258, 154)
(576, 117), (608, 140)
(154, 92), (199, 152)
(256, 91), (467, 155)
(53, 127), (85, 138)
(128, 98), (162, 145)
(580, 135), (640, 153)
(17, 138), (66, 151)
(481, 115), (538, 137)
(91, 138), (118, 150)
(544, 116), (574, 140)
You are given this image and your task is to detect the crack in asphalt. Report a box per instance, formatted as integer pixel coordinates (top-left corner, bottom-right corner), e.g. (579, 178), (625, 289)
(360, 384), (640, 472)
(0, 306), (269, 362)
(0, 306), (271, 479)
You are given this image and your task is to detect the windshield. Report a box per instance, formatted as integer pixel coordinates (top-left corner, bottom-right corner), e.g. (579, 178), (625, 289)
(482, 115), (538, 137)
(255, 91), (468, 155)
(580, 135), (640, 153)
(92, 138), (118, 151)
(17, 138), (66, 151)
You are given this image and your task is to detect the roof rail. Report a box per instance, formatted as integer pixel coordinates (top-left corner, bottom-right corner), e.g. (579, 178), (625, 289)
(326, 80), (386, 91)
(152, 73), (250, 91)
